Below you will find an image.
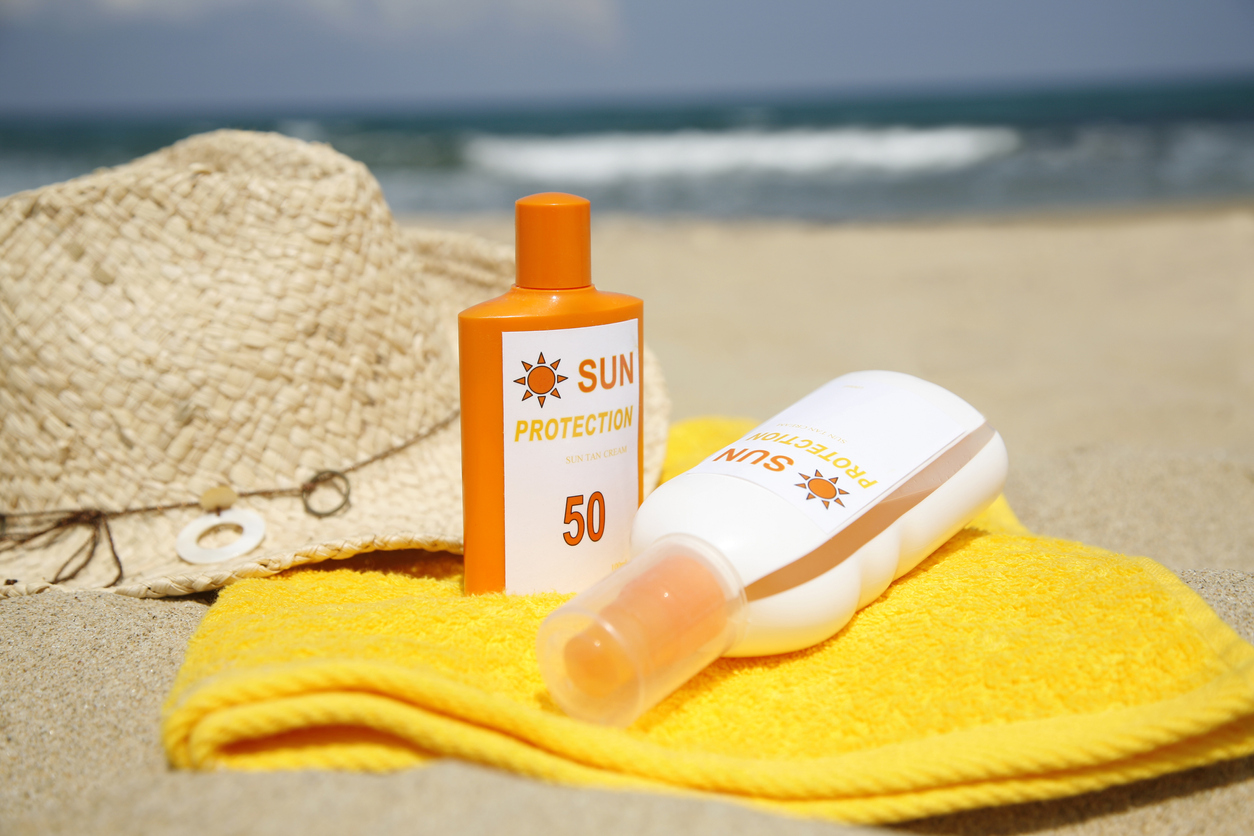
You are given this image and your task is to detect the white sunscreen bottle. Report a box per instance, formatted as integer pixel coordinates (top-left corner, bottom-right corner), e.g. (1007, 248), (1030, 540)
(537, 370), (1009, 726)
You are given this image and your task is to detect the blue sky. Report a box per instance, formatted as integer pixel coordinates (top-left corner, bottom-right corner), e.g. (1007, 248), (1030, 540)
(1, 0), (1253, 114)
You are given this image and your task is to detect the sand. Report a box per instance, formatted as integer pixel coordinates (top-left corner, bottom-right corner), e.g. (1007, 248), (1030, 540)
(3, 204), (1253, 834)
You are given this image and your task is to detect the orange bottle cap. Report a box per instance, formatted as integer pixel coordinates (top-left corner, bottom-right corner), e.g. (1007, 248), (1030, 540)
(515, 192), (591, 290)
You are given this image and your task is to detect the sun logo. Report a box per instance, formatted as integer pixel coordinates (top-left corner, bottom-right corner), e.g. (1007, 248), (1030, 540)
(796, 469), (850, 509)
(514, 353), (567, 407)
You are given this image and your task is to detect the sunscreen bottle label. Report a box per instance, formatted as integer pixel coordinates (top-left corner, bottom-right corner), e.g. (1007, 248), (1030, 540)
(501, 319), (640, 593)
(689, 381), (963, 536)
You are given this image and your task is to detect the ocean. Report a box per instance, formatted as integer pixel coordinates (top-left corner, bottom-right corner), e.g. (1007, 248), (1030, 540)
(3, 78), (1254, 220)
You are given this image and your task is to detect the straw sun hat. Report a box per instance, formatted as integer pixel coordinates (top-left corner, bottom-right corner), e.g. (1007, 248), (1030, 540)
(0, 130), (670, 598)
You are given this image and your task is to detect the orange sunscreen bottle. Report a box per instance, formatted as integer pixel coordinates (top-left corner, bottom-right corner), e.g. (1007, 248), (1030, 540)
(459, 193), (643, 595)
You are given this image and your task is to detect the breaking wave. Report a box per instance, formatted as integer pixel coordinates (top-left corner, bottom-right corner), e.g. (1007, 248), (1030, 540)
(462, 126), (1022, 183)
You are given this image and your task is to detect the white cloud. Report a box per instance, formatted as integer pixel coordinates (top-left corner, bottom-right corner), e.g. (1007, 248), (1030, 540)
(311, 0), (620, 42)
(0, 0), (623, 44)
(0, 0), (238, 20)
(0, 0), (207, 16)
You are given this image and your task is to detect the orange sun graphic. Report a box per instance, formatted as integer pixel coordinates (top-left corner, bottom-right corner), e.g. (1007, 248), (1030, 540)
(795, 469), (850, 509)
(515, 353), (567, 407)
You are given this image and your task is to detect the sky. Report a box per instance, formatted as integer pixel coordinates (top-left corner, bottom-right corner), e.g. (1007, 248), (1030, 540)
(1, 0), (1253, 114)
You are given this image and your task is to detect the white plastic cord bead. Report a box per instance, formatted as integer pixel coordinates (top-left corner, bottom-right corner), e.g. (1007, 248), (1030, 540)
(176, 508), (267, 564)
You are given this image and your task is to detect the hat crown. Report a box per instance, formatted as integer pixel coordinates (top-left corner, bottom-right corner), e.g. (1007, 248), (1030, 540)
(0, 130), (457, 513)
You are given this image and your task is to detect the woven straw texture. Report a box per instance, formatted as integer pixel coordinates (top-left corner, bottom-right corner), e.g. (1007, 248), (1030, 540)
(0, 130), (670, 598)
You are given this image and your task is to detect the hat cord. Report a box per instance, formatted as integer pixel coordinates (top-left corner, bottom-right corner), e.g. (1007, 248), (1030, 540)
(0, 409), (459, 589)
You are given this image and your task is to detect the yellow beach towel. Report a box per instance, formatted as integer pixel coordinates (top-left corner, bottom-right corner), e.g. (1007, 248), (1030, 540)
(163, 419), (1254, 825)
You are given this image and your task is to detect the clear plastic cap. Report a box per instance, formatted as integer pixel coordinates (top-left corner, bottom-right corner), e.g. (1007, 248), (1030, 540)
(536, 534), (747, 727)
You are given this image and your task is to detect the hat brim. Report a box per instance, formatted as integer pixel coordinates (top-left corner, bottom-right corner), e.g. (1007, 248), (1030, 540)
(1, 229), (671, 598)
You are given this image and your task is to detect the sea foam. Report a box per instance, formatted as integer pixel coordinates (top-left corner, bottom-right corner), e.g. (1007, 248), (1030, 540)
(463, 126), (1021, 183)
